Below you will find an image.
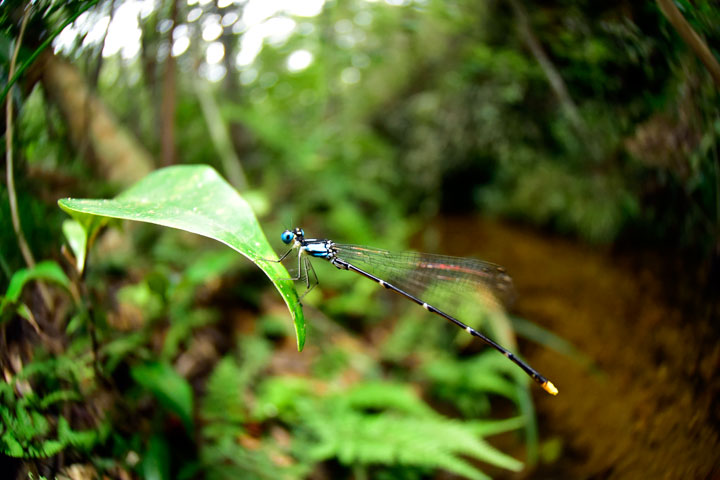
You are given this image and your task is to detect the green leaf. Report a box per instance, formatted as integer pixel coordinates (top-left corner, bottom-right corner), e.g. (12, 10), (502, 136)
(39, 390), (81, 409)
(58, 165), (305, 350)
(1, 261), (71, 318)
(141, 435), (171, 480)
(65, 312), (86, 335)
(131, 361), (194, 435)
(15, 304), (35, 323)
(56, 416), (101, 451)
(4, 261), (70, 302)
(62, 220), (88, 274)
(38, 439), (65, 457)
(470, 416), (527, 437)
(2, 431), (25, 457)
(343, 382), (438, 417)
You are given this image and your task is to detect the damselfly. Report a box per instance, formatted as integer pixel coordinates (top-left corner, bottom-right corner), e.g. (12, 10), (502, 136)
(272, 227), (558, 396)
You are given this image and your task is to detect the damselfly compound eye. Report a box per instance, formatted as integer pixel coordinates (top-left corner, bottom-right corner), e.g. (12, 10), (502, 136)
(281, 230), (294, 244)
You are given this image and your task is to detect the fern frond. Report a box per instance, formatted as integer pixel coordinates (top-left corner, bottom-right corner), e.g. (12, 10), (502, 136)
(57, 416), (105, 451)
(201, 356), (246, 425)
(252, 376), (317, 422)
(202, 434), (304, 480)
(260, 378), (526, 479)
(39, 390), (81, 409)
(0, 359), (105, 459)
(200, 340), (299, 479)
(36, 439), (64, 457)
(303, 410), (521, 479)
(422, 352), (518, 399)
(342, 382), (437, 417)
(202, 338), (272, 425)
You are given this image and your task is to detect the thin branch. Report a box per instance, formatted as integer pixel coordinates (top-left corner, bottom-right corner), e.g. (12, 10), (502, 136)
(89, 0), (116, 87)
(189, 21), (247, 190)
(657, 0), (720, 88)
(192, 75), (248, 191)
(507, 0), (585, 132)
(5, 5), (53, 311)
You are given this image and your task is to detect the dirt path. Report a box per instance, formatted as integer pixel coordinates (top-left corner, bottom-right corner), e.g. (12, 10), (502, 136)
(434, 218), (720, 479)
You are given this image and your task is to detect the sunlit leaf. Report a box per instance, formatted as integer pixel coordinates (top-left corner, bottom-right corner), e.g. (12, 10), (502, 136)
(62, 219), (87, 274)
(58, 165), (305, 350)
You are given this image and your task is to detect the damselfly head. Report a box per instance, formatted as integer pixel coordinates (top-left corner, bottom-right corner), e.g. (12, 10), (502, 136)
(281, 227), (305, 244)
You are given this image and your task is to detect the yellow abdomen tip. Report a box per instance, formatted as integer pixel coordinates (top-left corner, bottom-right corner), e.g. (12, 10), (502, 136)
(542, 381), (559, 396)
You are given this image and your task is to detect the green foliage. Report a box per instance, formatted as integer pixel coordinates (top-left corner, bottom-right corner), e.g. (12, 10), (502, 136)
(3, 260), (70, 301)
(202, 357), (246, 427)
(254, 378), (523, 480)
(482, 161), (640, 243)
(197, 334), (527, 479)
(1, 260), (71, 323)
(200, 338), (304, 480)
(131, 361), (195, 435)
(62, 220), (88, 274)
(0, 184), (67, 286)
(0, 360), (107, 459)
(202, 337), (272, 427)
(141, 435), (172, 480)
(116, 280), (164, 322)
(421, 352), (518, 418)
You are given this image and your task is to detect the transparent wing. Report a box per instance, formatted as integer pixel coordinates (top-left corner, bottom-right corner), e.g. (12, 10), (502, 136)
(333, 244), (515, 312)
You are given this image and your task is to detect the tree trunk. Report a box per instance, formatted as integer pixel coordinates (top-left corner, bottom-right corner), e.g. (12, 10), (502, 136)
(160, 0), (179, 166)
(35, 50), (154, 186)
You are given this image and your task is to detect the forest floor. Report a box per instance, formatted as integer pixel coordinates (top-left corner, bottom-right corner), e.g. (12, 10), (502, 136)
(433, 218), (720, 479)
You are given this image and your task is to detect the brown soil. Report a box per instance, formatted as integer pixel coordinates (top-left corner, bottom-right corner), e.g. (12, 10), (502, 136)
(434, 217), (720, 479)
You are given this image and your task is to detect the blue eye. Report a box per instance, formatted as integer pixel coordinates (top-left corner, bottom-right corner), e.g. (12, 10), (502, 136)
(299, 228), (305, 237)
(281, 230), (294, 244)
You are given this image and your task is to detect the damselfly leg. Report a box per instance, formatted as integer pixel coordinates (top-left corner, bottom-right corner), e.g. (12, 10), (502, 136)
(264, 245), (319, 299)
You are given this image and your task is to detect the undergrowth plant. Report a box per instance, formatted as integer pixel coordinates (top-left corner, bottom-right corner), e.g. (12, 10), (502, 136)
(0, 359), (108, 459)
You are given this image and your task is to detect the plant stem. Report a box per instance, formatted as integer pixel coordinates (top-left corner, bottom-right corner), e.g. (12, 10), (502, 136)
(0, 251), (11, 280)
(6, 5), (53, 311)
(192, 74), (248, 191)
(657, 0), (720, 88)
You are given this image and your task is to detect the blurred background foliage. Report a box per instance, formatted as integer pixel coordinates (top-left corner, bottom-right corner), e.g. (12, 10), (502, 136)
(1, 0), (719, 478)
